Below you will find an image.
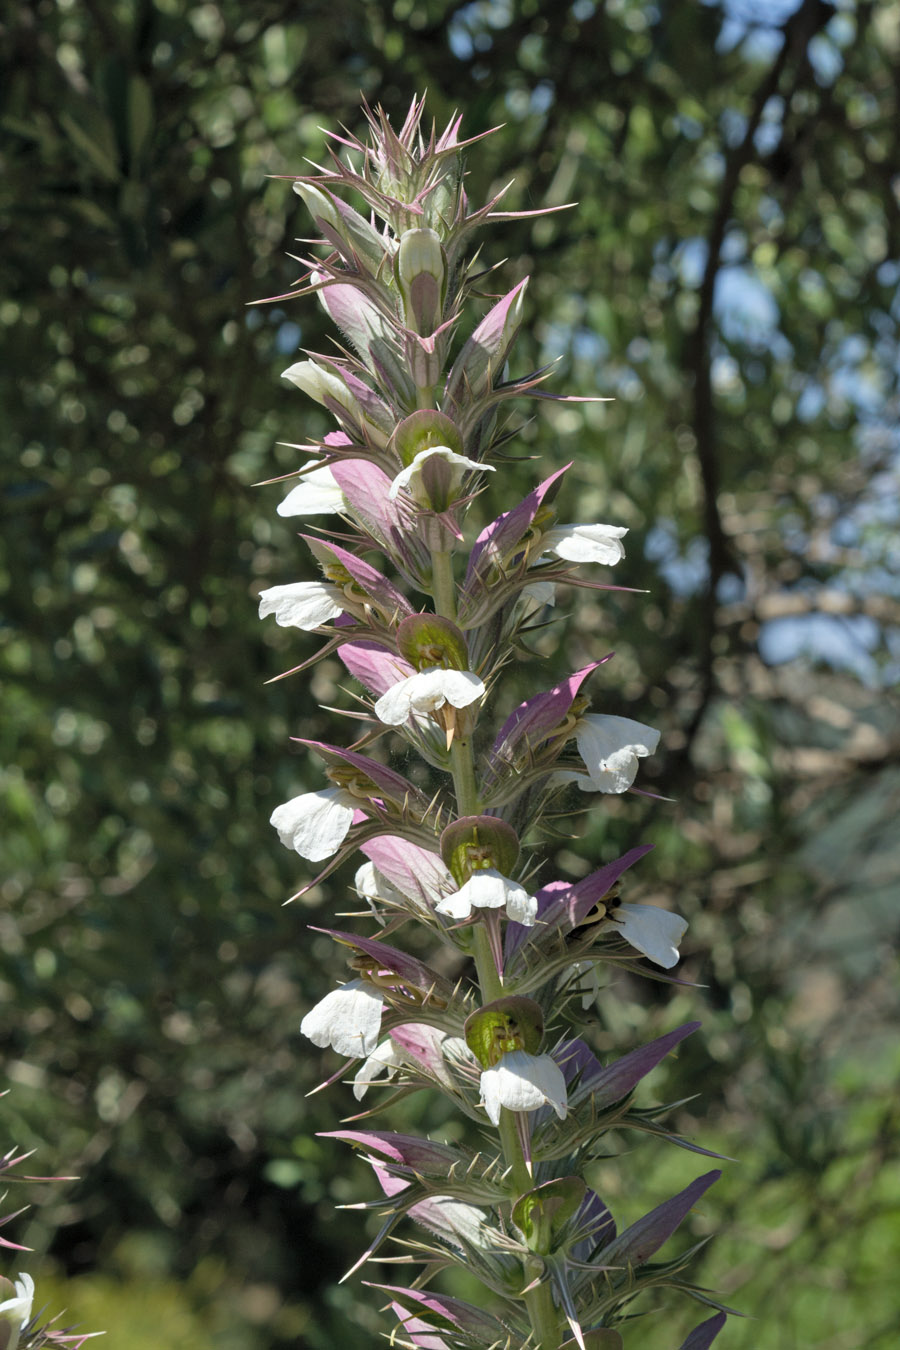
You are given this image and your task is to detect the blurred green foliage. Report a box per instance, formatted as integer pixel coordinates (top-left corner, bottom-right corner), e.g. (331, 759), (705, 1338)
(2, 0), (898, 1346)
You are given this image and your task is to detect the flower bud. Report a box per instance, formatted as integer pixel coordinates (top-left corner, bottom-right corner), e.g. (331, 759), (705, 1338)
(282, 360), (392, 447)
(293, 181), (387, 272)
(444, 278), (528, 409)
(397, 227), (446, 334)
(406, 331), (443, 394)
(282, 358), (346, 406)
(426, 158), (463, 233)
(313, 276), (416, 407)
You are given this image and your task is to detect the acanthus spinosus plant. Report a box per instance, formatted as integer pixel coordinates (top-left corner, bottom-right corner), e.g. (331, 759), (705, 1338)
(257, 98), (730, 1350)
(1, 1113), (101, 1350)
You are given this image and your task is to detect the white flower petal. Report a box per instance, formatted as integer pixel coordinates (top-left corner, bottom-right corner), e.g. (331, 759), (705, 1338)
(602, 903), (688, 969)
(501, 881), (538, 927)
(480, 1050), (567, 1125)
(408, 1196), (494, 1249)
(552, 767), (591, 786)
(439, 869), (537, 926)
(455, 871), (509, 911)
(520, 580), (557, 611)
(0, 1272), (34, 1327)
(281, 360), (346, 406)
(354, 861), (403, 908)
(352, 1037), (405, 1100)
(543, 522), (628, 565)
(479, 1069), (504, 1125)
(277, 463), (345, 517)
(301, 979), (384, 1058)
(434, 890), (475, 920)
(269, 787), (355, 861)
(388, 446), (494, 501)
(354, 860), (381, 901)
(574, 714), (660, 793)
(440, 1035), (481, 1072)
(434, 870), (537, 926)
(354, 860), (400, 925)
(406, 668), (485, 714)
(373, 674), (420, 726)
(258, 581), (344, 629)
(374, 668), (484, 726)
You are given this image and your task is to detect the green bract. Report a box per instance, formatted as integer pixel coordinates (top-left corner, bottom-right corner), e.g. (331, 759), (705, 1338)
(440, 814), (520, 885)
(464, 996), (545, 1068)
(396, 613), (470, 672)
(392, 409), (464, 467)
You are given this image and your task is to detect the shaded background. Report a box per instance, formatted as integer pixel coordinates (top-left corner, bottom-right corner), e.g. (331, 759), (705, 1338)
(2, 0), (899, 1346)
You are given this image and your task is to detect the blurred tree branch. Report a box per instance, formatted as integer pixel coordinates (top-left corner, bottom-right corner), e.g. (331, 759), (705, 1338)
(680, 0), (836, 758)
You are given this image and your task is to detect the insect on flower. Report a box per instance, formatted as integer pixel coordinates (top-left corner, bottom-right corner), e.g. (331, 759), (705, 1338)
(565, 883), (623, 948)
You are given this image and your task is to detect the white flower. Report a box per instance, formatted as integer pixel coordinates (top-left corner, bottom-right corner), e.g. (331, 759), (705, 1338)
(301, 979), (384, 1059)
(281, 360), (390, 447)
(520, 580), (557, 612)
(0, 1272), (34, 1345)
(480, 1050), (567, 1125)
(434, 869), (537, 926)
(408, 1196), (494, 1249)
(388, 445), (494, 503)
(601, 903), (688, 969)
(568, 903), (687, 998)
(374, 667), (485, 727)
(270, 787), (356, 862)
(281, 359), (350, 408)
(258, 581), (344, 629)
(440, 1035), (481, 1073)
(354, 861), (401, 925)
(541, 522), (628, 565)
(353, 1037), (405, 1100)
(557, 714), (660, 793)
(277, 463), (345, 517)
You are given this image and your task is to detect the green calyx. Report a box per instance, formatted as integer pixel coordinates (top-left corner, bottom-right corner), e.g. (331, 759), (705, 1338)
(464, 995), (544, 1068)
(440, 815), (520, 885)
(392, 409), (464, 468)
(397, 613), (470, 672)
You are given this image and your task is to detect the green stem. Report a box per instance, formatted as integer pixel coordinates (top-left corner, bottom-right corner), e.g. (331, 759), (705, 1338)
(430, 547), (457, 620)
(431, 548), (482, 823)
(429, 542), (563, 1350)
(497, 1109), (531, 1193)
(524, 1276), (563, 1350)
(497, 1105), (559, 1348)
(448, 735), (478, 813)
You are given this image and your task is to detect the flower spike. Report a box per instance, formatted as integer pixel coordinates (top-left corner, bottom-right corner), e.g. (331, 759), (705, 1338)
(259, 96), (725, 1350)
